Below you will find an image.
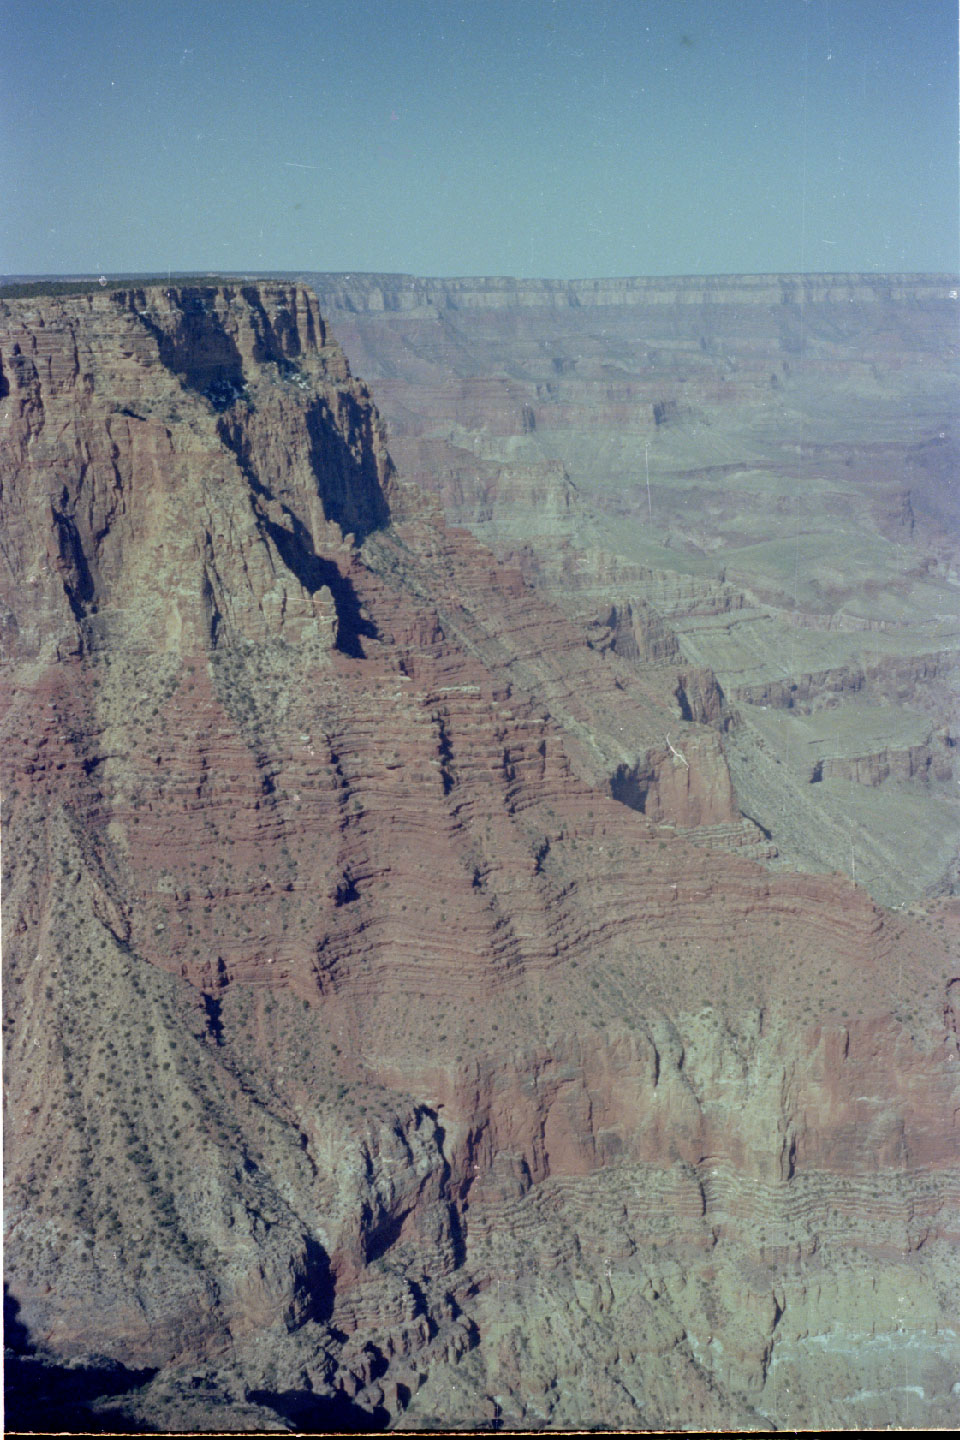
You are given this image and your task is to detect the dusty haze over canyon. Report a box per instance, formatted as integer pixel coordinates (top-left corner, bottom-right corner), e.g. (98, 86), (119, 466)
(2, 273), (959, 1432)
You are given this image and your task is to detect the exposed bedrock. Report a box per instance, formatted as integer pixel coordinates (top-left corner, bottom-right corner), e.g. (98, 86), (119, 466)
(0, 283), (393, 660)
(309, 270), (958, 313)
(3, 282), (958, 1432)
(309, 270), (960, 905)
(610, 734), (737, 827)
(809, 735), (955, 788)
(734, 650), (960, 716)
(601, 597), (682, 664)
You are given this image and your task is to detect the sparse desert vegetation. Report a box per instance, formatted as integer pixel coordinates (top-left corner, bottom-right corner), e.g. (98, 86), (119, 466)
(3, 278), (958, 1432)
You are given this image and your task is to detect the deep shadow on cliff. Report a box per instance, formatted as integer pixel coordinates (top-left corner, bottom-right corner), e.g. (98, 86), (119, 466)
(247, 1387), (390, 1431)
(4, 1287), (389, 1434)
(2, 280), (958, 1434)
(4, 1288), (154, 1434)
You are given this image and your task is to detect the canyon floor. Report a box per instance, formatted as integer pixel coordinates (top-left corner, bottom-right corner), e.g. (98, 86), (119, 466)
(2, 275), (959, 1433)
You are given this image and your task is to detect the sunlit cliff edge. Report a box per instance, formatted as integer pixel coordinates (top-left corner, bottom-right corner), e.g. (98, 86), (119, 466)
(2, 282), (958, 1432)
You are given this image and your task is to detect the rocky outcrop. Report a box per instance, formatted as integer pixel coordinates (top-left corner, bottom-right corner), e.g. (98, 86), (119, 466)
(0, 284), (393, 661)
(810, 736), (954, 787)
(735, 651), (960, 718)
(610, 733), (737, 826)
(601, 598), (682, 664)
(3, 284), (959, 1433)
(310, 269), (960, 903)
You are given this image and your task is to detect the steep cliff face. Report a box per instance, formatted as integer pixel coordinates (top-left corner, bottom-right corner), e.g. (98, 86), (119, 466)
(309, 270), (960, 907)
(0, 284), (391, 662)
(2, 285), (958, 1433)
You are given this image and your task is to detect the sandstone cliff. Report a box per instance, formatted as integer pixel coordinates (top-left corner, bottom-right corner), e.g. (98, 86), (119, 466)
(309, 269), (960, 907)
(2, 284), (958, 1432)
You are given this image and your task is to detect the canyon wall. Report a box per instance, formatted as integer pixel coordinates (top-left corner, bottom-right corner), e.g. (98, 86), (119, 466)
(309, 269), (960, 908)
(308, 271), (958, 313)
(2, 283), (958, 1432)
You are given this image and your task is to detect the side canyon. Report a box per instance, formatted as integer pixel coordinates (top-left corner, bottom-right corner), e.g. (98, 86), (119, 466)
(2, 279), (958, 1431)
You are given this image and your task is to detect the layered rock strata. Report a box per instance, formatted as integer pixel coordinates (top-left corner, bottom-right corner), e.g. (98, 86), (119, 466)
(2, 284), (958, 1432)
(309, 270), (960, 905)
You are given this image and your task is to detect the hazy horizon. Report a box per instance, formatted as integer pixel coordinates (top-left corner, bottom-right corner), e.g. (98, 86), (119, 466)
(4, 266), (960, 285)
(3, 0), (958, 279)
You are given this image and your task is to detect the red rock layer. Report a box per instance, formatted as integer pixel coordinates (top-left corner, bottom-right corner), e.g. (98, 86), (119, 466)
(2, 283), (958, 1431)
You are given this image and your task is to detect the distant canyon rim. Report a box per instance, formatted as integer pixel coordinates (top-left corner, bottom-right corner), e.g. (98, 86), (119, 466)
(2, 272), (958, 1432)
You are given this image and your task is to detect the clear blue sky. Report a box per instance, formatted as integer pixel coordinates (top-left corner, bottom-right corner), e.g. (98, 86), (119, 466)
(3, 0), (957, 278)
